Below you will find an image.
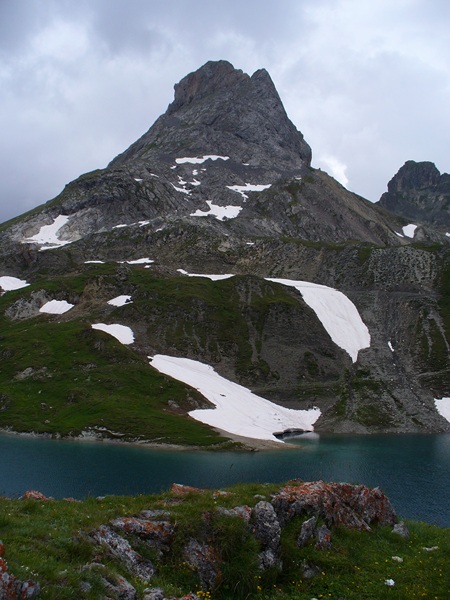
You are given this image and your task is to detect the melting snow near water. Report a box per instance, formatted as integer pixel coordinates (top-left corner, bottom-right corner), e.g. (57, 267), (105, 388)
(434, 398), (450, 423)
(39, 300), (74, 314)
(150, 355), (321, 442)
(92, 323), (134, 345)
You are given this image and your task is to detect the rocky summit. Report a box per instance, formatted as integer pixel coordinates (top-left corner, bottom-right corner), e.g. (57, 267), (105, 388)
(0, 60), (448, 443)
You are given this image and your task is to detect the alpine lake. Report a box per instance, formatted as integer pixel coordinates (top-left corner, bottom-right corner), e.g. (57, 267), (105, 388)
(1, 432), (449, 527)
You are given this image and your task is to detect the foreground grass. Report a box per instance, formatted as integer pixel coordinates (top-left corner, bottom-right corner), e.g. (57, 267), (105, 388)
(0, 483), (448, 599)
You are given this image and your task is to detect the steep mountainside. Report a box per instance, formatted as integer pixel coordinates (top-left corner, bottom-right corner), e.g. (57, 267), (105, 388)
(378, 160), (450, 232)
(0, 61), (448, 443)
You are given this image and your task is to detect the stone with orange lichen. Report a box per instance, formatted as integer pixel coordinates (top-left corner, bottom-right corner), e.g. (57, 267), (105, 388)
(170, 483), (207, 496)
(272, 480), (397, 530)
(21, 490), (53, 501)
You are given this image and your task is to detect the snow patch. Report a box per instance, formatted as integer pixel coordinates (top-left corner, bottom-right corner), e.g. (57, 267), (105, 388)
(113, 224), (128, 229)
(388, 341), (395, 352)
(92, 323), (134, 345)
(24, 215), (72, 250)
(149, 355), (321, 442)
(134, 178), (143, 182)
(446, 232), (450, 237)
(171, 183), (191, 195)
(434, 397), (450, 423)
(108, 295), (133, 307)
(177, 269), (234, 281)
(119, 258), (154, 265)
(85, 260), (105, 264)
(0, 276), (30, 292)
(39, 300), (74, 314)
(226, 183), (271, 200)
(267, 278), (370, 362)
(402, 224), (417, 238)
(190, 201), (242, 221)
(175, 155), (229, 165)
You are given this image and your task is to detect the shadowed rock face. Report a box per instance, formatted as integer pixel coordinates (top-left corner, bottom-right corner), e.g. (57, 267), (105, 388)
(378, 160), (450, 231)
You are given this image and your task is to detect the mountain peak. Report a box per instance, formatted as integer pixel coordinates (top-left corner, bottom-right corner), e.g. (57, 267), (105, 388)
(109, 60), (312, 174)
(168, 60), (249, 113)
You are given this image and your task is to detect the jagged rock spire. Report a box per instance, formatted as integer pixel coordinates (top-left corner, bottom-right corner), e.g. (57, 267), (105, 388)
(109, 60), (312, 176)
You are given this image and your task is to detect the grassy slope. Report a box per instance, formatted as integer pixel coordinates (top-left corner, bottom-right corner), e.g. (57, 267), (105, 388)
(0, 483), (448, 599)
(0, 266), (311, 445)
(0, 275), (229, 446)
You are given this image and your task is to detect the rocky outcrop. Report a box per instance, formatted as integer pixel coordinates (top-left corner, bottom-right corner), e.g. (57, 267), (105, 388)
(0, 541), (40, 599)
(85, 480), (398, 598)
(271, 481), (397, 530)
(378, 160), (450, 232)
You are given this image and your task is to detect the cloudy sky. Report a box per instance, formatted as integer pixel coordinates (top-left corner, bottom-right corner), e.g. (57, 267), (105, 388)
(0, 0), (449, 223)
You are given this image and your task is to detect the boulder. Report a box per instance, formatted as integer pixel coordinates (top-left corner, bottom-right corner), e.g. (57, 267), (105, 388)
(91, 525), (155, 582)
(183, 538), (222, 590)
(272, 481), (397, 530)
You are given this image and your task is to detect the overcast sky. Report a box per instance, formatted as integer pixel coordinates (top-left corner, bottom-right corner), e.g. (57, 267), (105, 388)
(0, 0), (449, 223)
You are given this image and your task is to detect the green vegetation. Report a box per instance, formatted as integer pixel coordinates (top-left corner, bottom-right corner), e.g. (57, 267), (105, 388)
(0, 267), (312, 445)
(0, 483), (448, 599)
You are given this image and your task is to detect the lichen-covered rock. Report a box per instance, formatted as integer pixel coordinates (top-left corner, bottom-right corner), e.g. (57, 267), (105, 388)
(170, 484), (207, 496)
(21, 490), (52, 501)
(251, 501), (281, 550)
(216, 505), (252, 523)
(392, 521), (410, 539)
(251, 500), (282, 570)
(142, 588), (165, 600)
(101, 574), (136, 599)
(315, 524), (332, 550)
(91, 525), (155, 582)
(1, 554), (40, 599)
(112, 517), (174, 546)
(297, 516), (317, 547)
(183, 538), (222, 591)
(272, 481), (397, 530)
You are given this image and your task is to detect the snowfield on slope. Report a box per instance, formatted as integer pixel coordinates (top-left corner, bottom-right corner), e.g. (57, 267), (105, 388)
(190, 201), (242, 221)
(23, 215), (72, 250)
(92, 323), (134, 345)
(149, 355), (321, 443)
(0, 276), (30, 292)
(175, 271), (371, 362)
(267, 278), (371, 362)
(434, 398), (450, 423)
(108, 295), (133, 307)
(39, 300), (74, 314)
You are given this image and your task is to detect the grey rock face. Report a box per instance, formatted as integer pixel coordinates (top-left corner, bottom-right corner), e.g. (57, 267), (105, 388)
(91, 525), (155, 582)
(378, 160), (450, 231)
(110, 60), (312, 176)
(297, 516), (317, 547)
(183, 538), (222, 591)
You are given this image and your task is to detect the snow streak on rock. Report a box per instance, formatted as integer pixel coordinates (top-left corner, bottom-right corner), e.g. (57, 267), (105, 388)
(190, 201), (242, 221)
(267, 278), (371, 362)
(23, 215), (72, 250)
(92, 323), (135, 345)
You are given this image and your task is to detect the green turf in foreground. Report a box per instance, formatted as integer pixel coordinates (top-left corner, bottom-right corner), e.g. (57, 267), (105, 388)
(0, 482), (448, 599)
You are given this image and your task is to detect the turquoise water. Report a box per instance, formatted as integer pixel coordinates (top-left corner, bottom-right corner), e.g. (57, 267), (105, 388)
(0, 433), (449, 526)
